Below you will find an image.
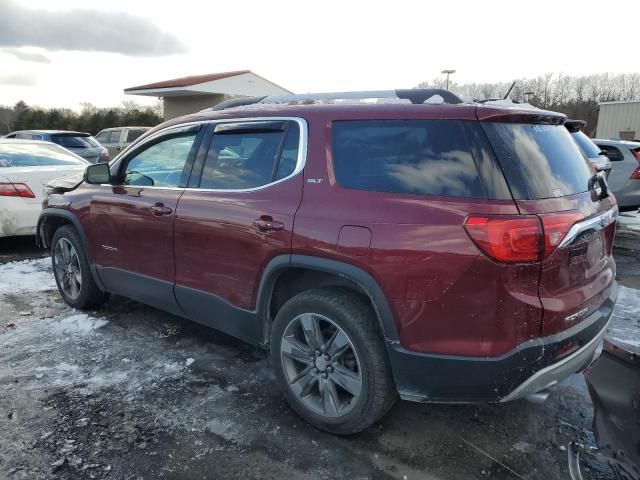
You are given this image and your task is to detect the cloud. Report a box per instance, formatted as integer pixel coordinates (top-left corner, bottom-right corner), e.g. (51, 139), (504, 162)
(0, 73), (38, 86)
(2, 47), (51, 63)
(0, 0), (187, 57)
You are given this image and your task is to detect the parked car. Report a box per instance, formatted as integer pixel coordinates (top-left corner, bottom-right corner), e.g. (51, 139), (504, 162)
(5, 130), (109, 164)
(37, 89), (618, 435)
(594, 138), (640, 210)
(95, 126), (151, 158)
(0, 139), (88, 237)
(564, 119), (611, 177)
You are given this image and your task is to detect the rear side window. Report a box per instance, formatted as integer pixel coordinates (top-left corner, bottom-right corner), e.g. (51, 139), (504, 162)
(331, 120), (486, 198)
(198, 121), (299, 190)
(51, 134), (99, 148)
(126, 129), (146, 143)
(598, 144), (624, 162)
(571, 131), (601, 158)
(482, 123), (593, 199)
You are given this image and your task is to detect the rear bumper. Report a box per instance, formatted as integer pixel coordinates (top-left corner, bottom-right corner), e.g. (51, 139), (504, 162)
(614, 181), (640, 209)
(0, 200), (40, 237)
(388, 282), (617, 403)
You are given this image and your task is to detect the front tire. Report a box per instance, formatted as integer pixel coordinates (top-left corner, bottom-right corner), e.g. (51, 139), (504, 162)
(51, 225), (108, 309)
(270, 288), (396, 435)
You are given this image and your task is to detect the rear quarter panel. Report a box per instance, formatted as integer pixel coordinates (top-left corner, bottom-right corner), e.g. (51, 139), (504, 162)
(292, 113), (544, 356)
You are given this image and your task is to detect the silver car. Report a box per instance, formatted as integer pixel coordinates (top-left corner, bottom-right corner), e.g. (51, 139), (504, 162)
(594, 138), (640, 209)
(565, 120), (612, 177)
(95, 126), (150, 158)
(4, 130), (109, 164)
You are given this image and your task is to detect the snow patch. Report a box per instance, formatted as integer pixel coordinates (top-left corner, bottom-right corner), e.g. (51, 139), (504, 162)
(185, 358), (195, 367)
(51, 314), (108, 335)
(0, 257), (56, 295)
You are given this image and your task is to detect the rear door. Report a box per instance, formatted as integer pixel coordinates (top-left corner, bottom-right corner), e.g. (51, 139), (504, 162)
(483, 120), (617, 335)
(173, 118), (305, 343)
(89, 124), (203, 314)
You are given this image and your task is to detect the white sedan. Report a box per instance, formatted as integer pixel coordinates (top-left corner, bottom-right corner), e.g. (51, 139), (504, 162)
(0, 139), (88, 237)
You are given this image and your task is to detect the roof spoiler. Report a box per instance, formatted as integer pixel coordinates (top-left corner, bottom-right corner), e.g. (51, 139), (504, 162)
(209, 89), (465, 111)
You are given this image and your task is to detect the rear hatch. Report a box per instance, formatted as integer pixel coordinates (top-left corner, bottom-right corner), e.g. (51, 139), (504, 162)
(479, 109), (617, 336)
(51, 133), (104, 163)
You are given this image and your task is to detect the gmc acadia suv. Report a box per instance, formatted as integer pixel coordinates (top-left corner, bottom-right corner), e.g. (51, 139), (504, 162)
(38, 89), (618, 435)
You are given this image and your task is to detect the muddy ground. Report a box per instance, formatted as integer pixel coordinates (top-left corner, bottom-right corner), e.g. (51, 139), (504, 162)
(1, 223), (639, 480)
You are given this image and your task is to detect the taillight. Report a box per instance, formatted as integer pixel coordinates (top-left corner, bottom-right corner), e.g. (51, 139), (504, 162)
(465, 211), (585, 263)
(539, 211), (584, 257)
(0, 182), (36, 198)
(464, 215), (543, 263)
(630, 149), (640, 179)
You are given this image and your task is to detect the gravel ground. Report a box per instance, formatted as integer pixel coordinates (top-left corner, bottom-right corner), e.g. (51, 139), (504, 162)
(0, 229), (639, 480)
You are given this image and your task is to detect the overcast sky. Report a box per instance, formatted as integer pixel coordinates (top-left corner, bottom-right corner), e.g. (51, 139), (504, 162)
(1, 0), (637, 109)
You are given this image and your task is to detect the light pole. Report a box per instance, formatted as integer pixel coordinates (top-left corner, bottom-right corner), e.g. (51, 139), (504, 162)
(441, 69), (456, 90)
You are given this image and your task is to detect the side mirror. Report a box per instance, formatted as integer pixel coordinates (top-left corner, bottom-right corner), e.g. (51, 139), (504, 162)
(84, 163), (110, 184)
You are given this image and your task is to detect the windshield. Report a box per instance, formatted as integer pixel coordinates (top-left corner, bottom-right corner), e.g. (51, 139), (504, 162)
(0, 142), (88, 167)
(482, 123), (594, 199)
(571, 131), (602, 158)
(51, 134), (100, 148)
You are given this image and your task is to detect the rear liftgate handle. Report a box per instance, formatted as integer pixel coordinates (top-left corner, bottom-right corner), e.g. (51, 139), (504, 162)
(253, 215), (285, 232)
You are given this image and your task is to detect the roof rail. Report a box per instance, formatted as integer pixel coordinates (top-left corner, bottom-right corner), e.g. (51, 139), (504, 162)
(208, 89), (464, 111)
(261, 89), (463, 105)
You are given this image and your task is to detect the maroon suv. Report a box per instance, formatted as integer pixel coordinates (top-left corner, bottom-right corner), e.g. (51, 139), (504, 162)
(38, 89), (618, 434)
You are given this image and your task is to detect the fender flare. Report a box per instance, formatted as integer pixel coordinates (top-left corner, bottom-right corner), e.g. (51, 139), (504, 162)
(256, 254), (400, 345)
(37, 208), (106, 291)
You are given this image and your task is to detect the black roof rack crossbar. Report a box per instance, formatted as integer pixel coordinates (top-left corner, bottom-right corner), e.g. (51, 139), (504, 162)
(208, 89), (464, 111)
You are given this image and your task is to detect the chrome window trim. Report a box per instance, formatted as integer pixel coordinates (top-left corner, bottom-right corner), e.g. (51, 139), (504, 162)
(558, 205), (619, 249)
(104, 117), (308, 193)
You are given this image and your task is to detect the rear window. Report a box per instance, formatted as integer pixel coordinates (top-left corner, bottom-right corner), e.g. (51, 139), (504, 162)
(571, 131), (602, 158)
(482, 123), (594, 199)
(51, 134), (99, 148)
(331, 120), (486, 198)
(0, 142), (87, 167)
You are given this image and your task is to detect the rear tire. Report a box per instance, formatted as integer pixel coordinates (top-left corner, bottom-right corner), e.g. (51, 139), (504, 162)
(51, 225), (108, 309)
(270, 288), (397, 435)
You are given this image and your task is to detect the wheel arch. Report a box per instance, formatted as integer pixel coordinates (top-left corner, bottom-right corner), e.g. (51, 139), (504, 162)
(257, 255), (399, 347)
(38, 208), (105, 290)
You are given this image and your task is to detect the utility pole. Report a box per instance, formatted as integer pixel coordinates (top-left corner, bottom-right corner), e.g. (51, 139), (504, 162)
(441, 69), (456, 90)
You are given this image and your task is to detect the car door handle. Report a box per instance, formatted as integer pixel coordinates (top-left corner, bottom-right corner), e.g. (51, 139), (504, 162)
(253, 216), (285, 232)
(150, 203), (173, 216)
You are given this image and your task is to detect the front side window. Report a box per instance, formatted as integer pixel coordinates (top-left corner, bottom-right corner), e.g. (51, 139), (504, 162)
(122, 132), (197, 187)
(198, 121), (300, 190)
(107, 130), (122, 144)
(332, 120), (486, 198)
(95, 131), (109, 143)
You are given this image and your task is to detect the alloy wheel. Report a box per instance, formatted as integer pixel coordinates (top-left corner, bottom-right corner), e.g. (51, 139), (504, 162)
(53, 238), (82, 300)
(280, 313), (362, 418)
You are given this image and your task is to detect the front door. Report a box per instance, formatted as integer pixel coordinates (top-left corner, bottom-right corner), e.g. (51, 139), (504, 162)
(173, 119), (305, 343)
(90, 124), (203, 313)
